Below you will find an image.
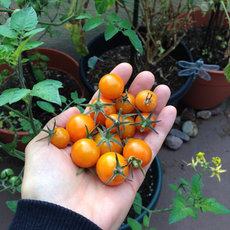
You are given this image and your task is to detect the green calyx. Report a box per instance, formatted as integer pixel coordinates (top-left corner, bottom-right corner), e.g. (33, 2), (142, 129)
(125, 156), (146, 178)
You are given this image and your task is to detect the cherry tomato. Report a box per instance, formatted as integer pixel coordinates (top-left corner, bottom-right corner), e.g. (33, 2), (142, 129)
(96, 152), (129, 186)
(90, 97), (116, 125)
(66, 114), (95, 142)
(50, 127), (70, 149)
(94, 133), (122, 155)
(105, 113), (124, 133)
(1, 168), (14, 179)
(99, 73), (124, 99)
(135, 90), (157, 112)
(123, 139), (152, 167)
(71, 138), (100, 168)
(135, 112), (156, 132)
(9, 176), (21, 186)
(120, 116), (136, 139)
(115, 92), (135, 114)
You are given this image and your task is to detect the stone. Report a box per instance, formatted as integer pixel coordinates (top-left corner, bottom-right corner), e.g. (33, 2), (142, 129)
(175, 116), (181, 126)
(170, 128), (190, 142)
(197, 110), (212, 119)
(211, 108), (222, 116)
(180, 107), (196, 121)
(182, 121), (198, 137)
(164, 135), (183, 150)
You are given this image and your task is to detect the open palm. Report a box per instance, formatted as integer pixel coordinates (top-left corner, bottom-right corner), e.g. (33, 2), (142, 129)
(22, 63), (176, 230)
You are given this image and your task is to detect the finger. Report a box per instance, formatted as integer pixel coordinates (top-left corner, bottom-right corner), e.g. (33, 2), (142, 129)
(145, 105), (177, 159)
(90, 62), (133, 101)
(128, 71), (155, 97)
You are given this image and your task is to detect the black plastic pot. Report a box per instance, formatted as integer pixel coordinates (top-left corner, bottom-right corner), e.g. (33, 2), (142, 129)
(79, 32), (194, 106)
(119, 155), (162, 230)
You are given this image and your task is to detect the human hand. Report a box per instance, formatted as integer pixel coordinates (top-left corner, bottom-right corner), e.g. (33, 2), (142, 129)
(22, 63), (177, 230)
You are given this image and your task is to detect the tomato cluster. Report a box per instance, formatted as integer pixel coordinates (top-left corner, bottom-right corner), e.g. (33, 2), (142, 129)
(49, 73), (160, 186)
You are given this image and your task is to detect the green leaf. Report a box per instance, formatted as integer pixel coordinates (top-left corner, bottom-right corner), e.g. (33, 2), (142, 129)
(24, 41), (44, 50)
(6, 200), (18, 213)
(0, 0), (11, 8)
(201, 199), (230, 214)
(37, 101), (55, 113)
(122, 30), (143, 55)
(34, 69), (45, 81)
(169, 184), (181, 194)
(23, 28), (45, 38)
(8, 88), (31, 104)
(143, 214), (149, 227)
(186, 207), (198, 220)
(107, 12), (121, 22)
(75, 13), (92, 20)
(71, 91), (86, 104)
(169, 207), (188, 224)
(95, 0), (116, 14)
(40, 54), (50, 61)
(118, 20), (132, 30)
(191, 174), (203, 197)
(31, 80), (62, 105)
(11, 7), (38, 32)
(127, 217), (142, 230)
(223, 62), (230, 82)
(21, 135), (32, 144)
(105, 24), (119, 41)
(0, 25), (18, 38)
(133, 192), (142, 215)
(180, 178), (190, 187)
(83, 17), (104, 31)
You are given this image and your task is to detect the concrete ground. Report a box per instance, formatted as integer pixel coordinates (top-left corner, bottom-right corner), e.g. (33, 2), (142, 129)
(1, 97), (230, 230)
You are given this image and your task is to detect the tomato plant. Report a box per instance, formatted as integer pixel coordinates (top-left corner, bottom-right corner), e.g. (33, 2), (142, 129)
(96, 152), (130, 186)
(99, 73), (124, 99)
(66, 114), (95, 142)
(50, 127), (70, 149)
(71, 138), (100, 168)
(123, 139), (152, 167)
(115, 91), (135, 114)
(135, 90), (157, 112)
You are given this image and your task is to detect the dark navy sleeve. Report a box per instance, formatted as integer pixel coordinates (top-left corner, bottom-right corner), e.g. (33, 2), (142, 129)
(8, 199), (102, 230)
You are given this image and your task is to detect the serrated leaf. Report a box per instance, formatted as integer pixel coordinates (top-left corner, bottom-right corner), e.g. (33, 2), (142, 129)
(169, 207), (188, 224)
(37, 101), (55, 113)
(223, 62), (230, 82)
(24, 41), (44, 50)
(191, 174), (203, 197)
(0, 25), (18, 38)
(133, 192), (142, 215)
(122, 29), (143, 55)
(143, 214), (149, 227)
(105, 24), (119, 41)
(6, 200), (18, 213)
(186, 207), (198, 220)
(95, 0), (116, 14)
(201, 199), (230, 214)
(127, 217), (142, 230)
(83, 17), (104, 31)
(0, 0), (11, 8)
(11, 7), (38, 32)
(118, 20), (132, 30)
(31, 80), (62, 105)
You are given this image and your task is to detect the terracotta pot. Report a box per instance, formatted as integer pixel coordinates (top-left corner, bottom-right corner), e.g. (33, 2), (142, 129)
(0, 48), (83, 151)
(171, 8), (230, 110)
(79, 31), (194, 107)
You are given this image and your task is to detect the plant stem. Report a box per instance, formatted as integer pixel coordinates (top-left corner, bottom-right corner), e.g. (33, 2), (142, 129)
(133, 201), (173, 213)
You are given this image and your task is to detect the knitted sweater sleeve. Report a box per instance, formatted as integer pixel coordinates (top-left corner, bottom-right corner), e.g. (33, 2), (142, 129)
(8, 199), (102, 230)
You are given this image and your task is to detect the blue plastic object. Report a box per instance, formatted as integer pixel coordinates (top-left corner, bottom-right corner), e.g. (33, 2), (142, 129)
(178, 58), (220, 81)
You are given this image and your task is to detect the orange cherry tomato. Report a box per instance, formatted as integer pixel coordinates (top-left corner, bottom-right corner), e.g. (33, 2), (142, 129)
(135, 90), (157, 112)
(90, 97), (116, 125)
(50, 127), (70, 149)
(123, 139), (152, 167)
(115, 92), (135, 114)
(96, 152), (129, 186)
(120, 116), (136, 139)
(99, 73), (124, 99)
(94, 132), (122, 155)
(66, 114), (95, 142)
(71, 138), (100, 168)
(135, 112), (156, 132)
(105, 113), (124, 133)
